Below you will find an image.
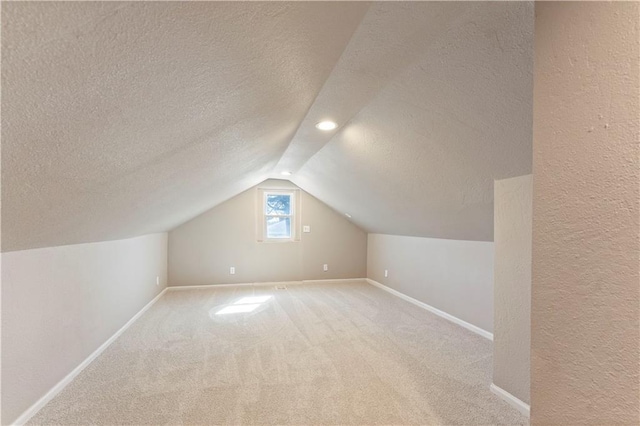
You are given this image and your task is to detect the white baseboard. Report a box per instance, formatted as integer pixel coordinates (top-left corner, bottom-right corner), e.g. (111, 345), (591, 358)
(167, 278), (366, 290)
(11, 287), (169, 426)
(365, 278), (493, 341)
(167, 281), (299, 290)
(490, 383), (530, 418)
(303, 278), (366, 284)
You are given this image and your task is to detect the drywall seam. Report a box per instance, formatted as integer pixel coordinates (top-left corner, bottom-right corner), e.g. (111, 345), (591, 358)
(11, 288), (169, 426)
(490, 383), (530, 418)
(167, 278), (367, 290)
(366, 278), (493, 340)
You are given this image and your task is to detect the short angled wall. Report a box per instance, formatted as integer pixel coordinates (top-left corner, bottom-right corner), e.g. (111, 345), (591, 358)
(1, 233), (168, 425)
(366, 278), (492, 340)
(6, 277), (367, 425)
(367, 233), (494, 334)
(493, 174), (532, 406)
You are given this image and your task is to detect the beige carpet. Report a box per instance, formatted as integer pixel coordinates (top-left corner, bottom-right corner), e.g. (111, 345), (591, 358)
(28, 280), (527, 425)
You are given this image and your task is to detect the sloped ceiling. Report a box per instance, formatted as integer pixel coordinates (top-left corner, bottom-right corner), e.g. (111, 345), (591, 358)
(2, 1), (533, 252)
(286, 1), (533, 241)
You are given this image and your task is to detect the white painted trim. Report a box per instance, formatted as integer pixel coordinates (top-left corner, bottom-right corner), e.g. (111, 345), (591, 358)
(365, 278), (493, 341)
(490, 383), (530, 418)
(11, 288), (169, 426)
(168, 281), (301, 290)
(167, 278), (367, 290)
(303, 278), (366, 284)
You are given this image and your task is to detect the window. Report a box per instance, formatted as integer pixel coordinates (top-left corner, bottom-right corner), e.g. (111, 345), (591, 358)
(257, 188), (300, 242)
(264, 192), (293, 239)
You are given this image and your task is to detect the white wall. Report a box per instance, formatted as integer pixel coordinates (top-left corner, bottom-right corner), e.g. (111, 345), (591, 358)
(367, 234), (494, 334)
(493, 174), (532, 404)
(169, 180), (367, 286)
(1, 233), (168, 425)
(532, 3), (639, 423)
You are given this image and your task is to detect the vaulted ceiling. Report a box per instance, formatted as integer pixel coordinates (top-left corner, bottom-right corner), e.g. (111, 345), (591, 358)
(2, 1), (533, 252)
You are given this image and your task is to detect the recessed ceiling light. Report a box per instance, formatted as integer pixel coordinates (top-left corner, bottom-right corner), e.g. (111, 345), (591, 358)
(345, 213), (352, 218)
(281, 171), (292, 176)
(316, 121), (338, 131)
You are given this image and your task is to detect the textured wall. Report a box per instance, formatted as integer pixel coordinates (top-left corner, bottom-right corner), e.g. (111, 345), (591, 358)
(1, 233), (168, 425)
(532, 2), (639, 424)
(367, 234), (494, 333)
(168, 180), (367, 286)
(493, 175), (532, 404)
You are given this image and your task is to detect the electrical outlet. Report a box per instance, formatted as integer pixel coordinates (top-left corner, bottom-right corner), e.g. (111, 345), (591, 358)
(303, 225), (311, 233)
(230, 266), (235, 275)
(323, 264), (328, 272)
(384, 270), (388, 278)
(156, 276), (160, 286)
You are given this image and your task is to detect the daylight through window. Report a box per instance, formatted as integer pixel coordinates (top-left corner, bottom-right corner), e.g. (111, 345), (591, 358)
(264, 191), (294, 240)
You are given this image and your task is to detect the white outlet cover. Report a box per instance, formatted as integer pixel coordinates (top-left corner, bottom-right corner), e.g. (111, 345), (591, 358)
(384, 270), (388, 278)
(303, 225), (311, 233)
(230, 267), (235, 275)
(323, 264), (328, 271)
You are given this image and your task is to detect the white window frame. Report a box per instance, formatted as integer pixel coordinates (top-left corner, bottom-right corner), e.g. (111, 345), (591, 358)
(257, 188), (300, 243)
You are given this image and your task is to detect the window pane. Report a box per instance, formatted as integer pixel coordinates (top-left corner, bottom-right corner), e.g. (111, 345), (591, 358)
(266, 216), (291, 239)
(265, 194), (291, 215)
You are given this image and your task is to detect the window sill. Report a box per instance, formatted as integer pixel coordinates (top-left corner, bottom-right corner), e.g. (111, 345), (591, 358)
(260, 238), (299, 243)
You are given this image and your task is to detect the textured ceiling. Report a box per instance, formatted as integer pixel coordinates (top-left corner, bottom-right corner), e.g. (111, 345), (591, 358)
(1, 1), (369, 251)
(288, 1), (533, 241)
(2, 1), (533, 252)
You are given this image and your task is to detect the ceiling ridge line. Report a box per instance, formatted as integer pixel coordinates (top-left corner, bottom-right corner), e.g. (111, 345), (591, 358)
(279, 2), (486, 177)
(270, 3), (374, 176)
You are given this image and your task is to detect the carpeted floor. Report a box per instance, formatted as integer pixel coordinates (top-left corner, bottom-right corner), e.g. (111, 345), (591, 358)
(28, 280), (527, 425)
